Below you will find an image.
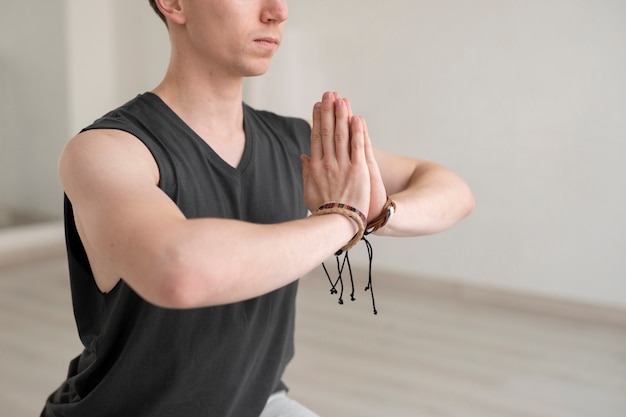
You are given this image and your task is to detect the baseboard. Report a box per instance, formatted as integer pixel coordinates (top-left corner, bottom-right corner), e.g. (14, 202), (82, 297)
(0, 221), (66, 268)
(356, 267), (626, 328)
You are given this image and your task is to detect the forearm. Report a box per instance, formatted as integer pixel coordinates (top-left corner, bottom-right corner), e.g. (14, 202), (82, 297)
(374, 162), (475, 237)
(134, 213), (357, 309)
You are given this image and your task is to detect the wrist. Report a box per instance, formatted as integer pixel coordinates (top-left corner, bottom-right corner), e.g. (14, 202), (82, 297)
(311, 202), (366, 254)
(365, 196), (396, 235)
(332, 212), (360, 235)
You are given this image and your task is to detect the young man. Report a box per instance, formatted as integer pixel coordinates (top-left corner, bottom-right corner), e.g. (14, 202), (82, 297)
(41, 0), (474, 416)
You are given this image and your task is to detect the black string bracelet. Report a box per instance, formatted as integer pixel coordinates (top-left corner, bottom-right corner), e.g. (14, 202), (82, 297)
(321, 235), (378, 315)
(320, 197), (395, 315)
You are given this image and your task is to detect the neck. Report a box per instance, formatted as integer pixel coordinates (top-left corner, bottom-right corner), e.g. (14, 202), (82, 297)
(151, 43), (248, 135)
(153, 74), (243, 129)
(151, 58), (248, 168)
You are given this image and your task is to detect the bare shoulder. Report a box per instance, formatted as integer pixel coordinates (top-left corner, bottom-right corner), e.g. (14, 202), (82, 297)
(59, 129), (159, 195)
(59, 129), (175, 294)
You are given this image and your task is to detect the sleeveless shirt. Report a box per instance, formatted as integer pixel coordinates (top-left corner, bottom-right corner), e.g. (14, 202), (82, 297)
(41, 93), (311, 417)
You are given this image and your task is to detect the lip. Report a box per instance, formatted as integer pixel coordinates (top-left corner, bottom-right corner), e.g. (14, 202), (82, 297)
(254, 37), (281, 49)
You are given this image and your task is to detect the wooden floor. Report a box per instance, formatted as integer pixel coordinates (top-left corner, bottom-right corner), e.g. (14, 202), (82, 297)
(1, 254), (625, 417)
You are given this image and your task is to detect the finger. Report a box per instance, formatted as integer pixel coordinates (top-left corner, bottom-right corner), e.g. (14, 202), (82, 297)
(360, 117), (387, 220)
(334, 98), (351, 164)
(344, 98), (353, 119)
(320, 91), (336, 161)
(350, 115), (367, 164)
(343, 99), (354, 153)
(300, 154), (311, 169)
(362, 116), (375, 161)
(300, 154), (311, 182)
(331, 92), (350, 117)
(310, 102), (323, 160)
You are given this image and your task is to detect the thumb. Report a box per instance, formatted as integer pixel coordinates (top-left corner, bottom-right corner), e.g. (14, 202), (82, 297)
(300, 154), (311, 179)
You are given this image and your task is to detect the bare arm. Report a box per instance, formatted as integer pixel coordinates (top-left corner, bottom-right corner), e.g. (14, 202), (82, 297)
(60, 94), (370, 309)
(329, 92), (475, 237)
(372, 148), (475, 237)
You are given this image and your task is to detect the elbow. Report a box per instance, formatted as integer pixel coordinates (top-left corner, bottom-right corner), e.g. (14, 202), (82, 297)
(446, 170), (475, 220)
(153, 272), (203, 310)
(137, 270), (200, 310)
(142, 247), (222, 310)
(462, 183), (476, 218)
(130, 227), (252, 309)
(160, 263), (228, 310)
(436, 180), (475, 233)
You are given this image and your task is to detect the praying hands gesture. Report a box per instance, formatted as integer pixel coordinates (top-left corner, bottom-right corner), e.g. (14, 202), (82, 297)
(303, 90), (475, 239)
(301, 91), (388, 226)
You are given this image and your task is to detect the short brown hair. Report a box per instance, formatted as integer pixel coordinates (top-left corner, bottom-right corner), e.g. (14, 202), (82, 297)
(148, 0), (167, 25)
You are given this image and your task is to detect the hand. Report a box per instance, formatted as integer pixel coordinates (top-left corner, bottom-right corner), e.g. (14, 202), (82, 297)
(301, 92), (371, 218)
(360, 116), (388, 223)
(330, 92), (387, 223)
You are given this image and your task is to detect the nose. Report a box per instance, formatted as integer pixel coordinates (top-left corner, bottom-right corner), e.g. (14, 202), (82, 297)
(261, 0), (288, 24)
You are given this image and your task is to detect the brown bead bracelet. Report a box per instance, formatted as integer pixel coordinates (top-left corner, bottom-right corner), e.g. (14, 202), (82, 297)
(364, 196), (396, 235)
(312, 202), (366, 254)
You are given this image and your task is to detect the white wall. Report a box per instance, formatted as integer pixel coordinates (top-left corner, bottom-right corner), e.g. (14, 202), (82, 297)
(246, 0), (626, 308)
(65, 0), (169, 135)
(1, 1), (167, 225)
(0, 2), (68, 223)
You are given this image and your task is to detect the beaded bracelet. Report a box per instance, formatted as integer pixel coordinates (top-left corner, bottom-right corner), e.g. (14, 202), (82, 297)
(312, 202), (366, 254)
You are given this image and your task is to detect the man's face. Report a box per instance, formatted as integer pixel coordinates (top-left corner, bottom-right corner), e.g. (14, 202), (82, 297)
(181, 0), (289, 78)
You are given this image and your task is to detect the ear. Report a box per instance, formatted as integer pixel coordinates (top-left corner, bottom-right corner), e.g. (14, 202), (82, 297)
(154, 0), (186, 25)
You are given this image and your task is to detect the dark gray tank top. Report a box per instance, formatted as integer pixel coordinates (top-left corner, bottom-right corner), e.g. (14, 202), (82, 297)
(42, 93), (311, 417)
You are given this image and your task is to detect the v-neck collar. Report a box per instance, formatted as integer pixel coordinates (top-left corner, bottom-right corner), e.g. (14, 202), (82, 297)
(144, 92), (254, 176)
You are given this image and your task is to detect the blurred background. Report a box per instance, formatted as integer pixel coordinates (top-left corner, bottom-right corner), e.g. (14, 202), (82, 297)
(2, 0), (625, 307)
(1, 1), (625, 416)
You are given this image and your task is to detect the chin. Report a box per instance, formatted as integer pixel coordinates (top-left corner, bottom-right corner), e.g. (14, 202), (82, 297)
(240, 56), (274, 76)
(247, 70), (269, 78)
(234, 69), (267, 79)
